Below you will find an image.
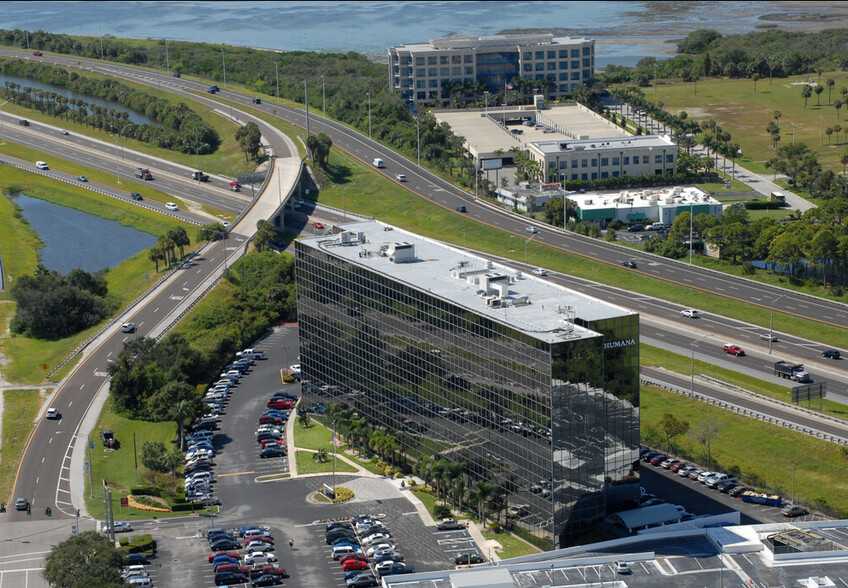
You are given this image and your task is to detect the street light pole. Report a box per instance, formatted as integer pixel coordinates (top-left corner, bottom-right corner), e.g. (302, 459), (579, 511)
(524, 234), (537, 272)
(321, 75), (326, 116)
(689, 203), (693, 265)
(416, 116), (420, 167)
(367, 92), (372, 139)
(791, 461), (796, 503)
(690, 332), (710, 394)
(221, 49), (226, 89)
(275, 62), (279, 104)
(769, 294), (784, 354)
(484, 91), (489, 116)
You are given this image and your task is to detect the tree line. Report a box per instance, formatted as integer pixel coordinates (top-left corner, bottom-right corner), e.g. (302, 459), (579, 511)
(10, 265), (115, 339)
(0, 58), (219, 154)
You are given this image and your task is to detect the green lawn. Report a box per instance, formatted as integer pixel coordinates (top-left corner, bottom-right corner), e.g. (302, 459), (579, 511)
(0, 389), (46, 502)
(648, 72), (848, 176)
(293, 420), (339, 451)
(641, 385), (848, 517)
(481, 528), (542, 559)
(294, 450), (357, 475)
(410, 488), (439, 518)
(84, 402), (181, 520)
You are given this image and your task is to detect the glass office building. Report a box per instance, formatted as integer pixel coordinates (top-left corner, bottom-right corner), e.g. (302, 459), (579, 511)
(295, 221), (639, 548)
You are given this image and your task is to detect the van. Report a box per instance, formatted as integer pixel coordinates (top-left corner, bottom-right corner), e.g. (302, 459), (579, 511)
(372, 158), (384, 168)
(332, 545), (361, 560)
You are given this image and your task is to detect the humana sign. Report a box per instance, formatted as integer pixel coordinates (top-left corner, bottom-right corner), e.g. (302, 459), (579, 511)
(604, 338), (635, 350)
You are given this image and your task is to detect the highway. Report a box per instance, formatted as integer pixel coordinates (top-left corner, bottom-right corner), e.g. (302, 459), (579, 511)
(3, 48), (848, 522)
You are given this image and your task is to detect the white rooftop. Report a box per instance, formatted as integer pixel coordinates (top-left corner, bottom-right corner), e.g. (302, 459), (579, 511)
(568, 186), (717, 211)
(393, 34), (591, 53)
(532, 133), (675, 155)
(299, 220), (633, 344)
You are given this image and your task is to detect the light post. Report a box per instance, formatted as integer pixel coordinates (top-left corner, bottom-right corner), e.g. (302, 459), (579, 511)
(321, 75), (326, 116)
(791, 460), (796, 503)
(275, 62), (280, 104)
(110, 127), (121, 185)
(415, 115), (420, 167)
(484, 91), (489, 116)
(690, 332), (710, 394)
(332, 420), (337, 493)
(367, 92), (372, 139)
(524, 233), (537, 272)
(688, 202), (694, 265)
(342, 183), (355, 222)
(791, 122), (797, 145)
(221, 49), (227, 89)
(768, 294), (784, 354)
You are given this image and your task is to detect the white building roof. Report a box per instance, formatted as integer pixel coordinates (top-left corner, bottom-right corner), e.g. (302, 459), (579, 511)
(299, 220), (633, 345)
(531, 133), (675, 156)
(568, 186), (717, 212)
(392, 34), (592, 53)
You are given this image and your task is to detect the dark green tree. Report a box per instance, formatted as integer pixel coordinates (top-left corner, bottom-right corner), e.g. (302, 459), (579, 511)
(43, 531), (125, 588)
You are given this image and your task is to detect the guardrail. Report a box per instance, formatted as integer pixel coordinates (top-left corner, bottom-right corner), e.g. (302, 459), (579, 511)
(641, 375), (848, 446)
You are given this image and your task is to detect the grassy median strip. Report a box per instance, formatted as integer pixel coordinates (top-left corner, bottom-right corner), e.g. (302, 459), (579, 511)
(641, 344), (848, 419)
(641, 384), (848, 517)
(0, 388), (45, 501)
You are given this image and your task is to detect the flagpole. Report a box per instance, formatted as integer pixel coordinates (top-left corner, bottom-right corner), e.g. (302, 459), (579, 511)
(332, 422), (337, 492)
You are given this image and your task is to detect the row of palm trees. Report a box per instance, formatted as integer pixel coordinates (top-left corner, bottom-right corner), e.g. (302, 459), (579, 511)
(323, 402), (508, 527)
(148, 227), (190, 272)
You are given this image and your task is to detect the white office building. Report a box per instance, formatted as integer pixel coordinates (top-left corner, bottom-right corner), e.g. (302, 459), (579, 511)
(568, 186), (721, 227)
(389, 34), (594, 107)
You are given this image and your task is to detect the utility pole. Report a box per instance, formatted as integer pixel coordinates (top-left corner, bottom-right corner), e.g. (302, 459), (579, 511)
(367, 92), (372, 139)
(304, 80), (310, 138)
(221, 49), (227, 88)
(275, 62), (280, 104)
(321, 75), (326, 116)
(164, 38), (169, 72)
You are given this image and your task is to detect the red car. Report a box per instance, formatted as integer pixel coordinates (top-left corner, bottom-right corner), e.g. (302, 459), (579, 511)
(267, 399), (293, 409)
(311, 222), (324, 229)
(259, 414), (285, 425)
(33, 51), (42, 56)
(341, 559), (369, 571)
(670, 461), (687, 473)
(208, 551), (239, 563)
(260, 439), (286, 449)
(340, 553), (368, 564)
(249, 566), (287, 579)
(214, 563), (248, 575)
(649, 454), (667, 466)
(723, 344), (745, 356)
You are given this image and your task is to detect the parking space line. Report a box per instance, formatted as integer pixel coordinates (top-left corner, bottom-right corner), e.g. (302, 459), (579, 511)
(217, 470), (256, 477)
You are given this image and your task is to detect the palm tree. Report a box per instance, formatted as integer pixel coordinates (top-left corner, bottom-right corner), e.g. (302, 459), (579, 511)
(802, 84), (813, 109)
(815, 85), (824, 106)
(835, 125), (844, 145)
(841, 152), (848, 176)
(826, 127), (834, 144)
(313, 448), (329, 463)
(468, 480), (495, 525)
(298, 412), (311, 428)
(836, 99), (843, 120)
(148, 247), (162, 272)
(827, 78), (836, 103)
(752, 73), (760, 93)
(773, 111), (782, 129)
(170, 399), (196, 451)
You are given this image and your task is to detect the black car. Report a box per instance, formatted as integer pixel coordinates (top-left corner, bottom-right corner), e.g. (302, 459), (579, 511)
(326, 529), (357, 544)
(259, 445), (286, 458)
(455, 205), (467, 213)
(251, 574), (282, 586)
(130, 192), (143, 200)
(621, 260), (637, 269)
(327, 522), (353, 532)
(717, 481), (741, 493)
(729, 485), (749, 497)
(210, 539), (240, 551)
(822, 349), (841, 359)
(215, 571), (247, 586)
(252, 98), (262, 104)
(454, 552), (485, 565)
(627, 224), (644, 232)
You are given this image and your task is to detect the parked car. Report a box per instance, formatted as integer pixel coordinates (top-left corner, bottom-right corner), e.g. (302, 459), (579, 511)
(454, 552), (485, 565)
(436, 518), (464, 530)
(244, 551), (277, 565)
(346, 573), (378, 587)
(252, 575), (282, 587)
(670, 461), (687, 473)
(641, 451), (660, 462)
(259, 445), (286, 458)
(616, 561), (632, 575)
(781, 504), (809, 517)
(686, 467), (704, 479)
(705, 473), (730, 488)
(341, 559), (369, 572)
(375, 561), (415, 576)
(373, 551), (404, 564)
(215, 571), (247, 586)
(717, 481), (742, 493)
(627, 224), (644, 232)
(649, 454), (668, 466)
(678, 466), (697, 477)
(660, 458), (677, 469)
(697, 471), (718, 483)
(729, 485), (749, 497)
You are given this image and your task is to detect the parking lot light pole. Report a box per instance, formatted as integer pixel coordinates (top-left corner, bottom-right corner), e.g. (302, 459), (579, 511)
(524, 233), (537, 272)
(769, 294), (784, 354)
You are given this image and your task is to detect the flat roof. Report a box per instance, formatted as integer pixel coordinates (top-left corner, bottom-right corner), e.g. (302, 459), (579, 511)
(434, 103), (628, 159)
(532, 133), (675, 155)
(392, 34), (591, 52)
(298, 220), (633, 344)
(568, 186), (717, 211)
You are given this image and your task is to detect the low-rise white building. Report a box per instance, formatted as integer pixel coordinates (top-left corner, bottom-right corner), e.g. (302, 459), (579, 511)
(568, 186), (721, 227)
(528, 134), (678, 183)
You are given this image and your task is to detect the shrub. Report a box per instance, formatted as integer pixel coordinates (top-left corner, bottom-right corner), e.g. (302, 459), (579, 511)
(332, 487), (355, 503)
(433, 504), (451, 519)
(407, 479), (417, 487)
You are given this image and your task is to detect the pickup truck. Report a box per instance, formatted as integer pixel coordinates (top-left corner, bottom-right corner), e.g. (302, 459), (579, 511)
(192, 171), (210, 182)
(774, 361), (811, 383)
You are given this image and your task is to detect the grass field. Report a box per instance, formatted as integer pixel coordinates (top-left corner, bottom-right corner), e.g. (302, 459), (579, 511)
(481, 528), (542, 559)
(84, 402), (179, 520)
(293, 419), (339, 451)
(0, 389), (47, 502)
(294, 450), (357, 475)
(647, 71), (848, 176)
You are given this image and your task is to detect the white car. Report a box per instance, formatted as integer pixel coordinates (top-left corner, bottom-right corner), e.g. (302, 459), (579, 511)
(244, 551), (277, 565)
(289, 364), (301, 376)
(220, 221), (231, 228)
(36, 161), (49, 170)
(121, 322), (136, 333)
(680, 309), (700, 318)
(362, 532), (391, 547)
(104, 521), (132, 533)
(525, 226), (539, 234)
(365, 543), (395, 557)
(532, 268), (547, 276)
(165, 202), (179, 211)
(45, 408), (60, 420)
(697, 470), (717, 483)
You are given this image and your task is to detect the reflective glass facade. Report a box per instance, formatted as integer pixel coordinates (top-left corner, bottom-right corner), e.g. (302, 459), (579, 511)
(294, 224), (639, 548)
